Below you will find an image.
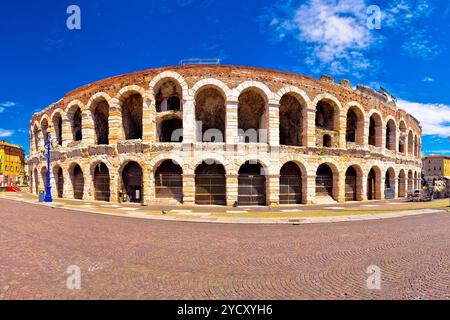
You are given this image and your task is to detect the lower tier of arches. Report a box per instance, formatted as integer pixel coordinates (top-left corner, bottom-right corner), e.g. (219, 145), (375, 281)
(30, 158), (422, 206)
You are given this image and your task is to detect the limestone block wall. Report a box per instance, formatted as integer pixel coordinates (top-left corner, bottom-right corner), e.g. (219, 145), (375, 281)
(28, 66), (423, 206)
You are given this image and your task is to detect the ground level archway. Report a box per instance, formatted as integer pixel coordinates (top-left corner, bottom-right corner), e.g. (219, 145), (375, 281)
(238, 161), (266, 206)
(71, 164), (84, 200)
(121, 162), (143, 203)
(279, 162), (303, 204)
(155, 160), (183, 202)
(93, 163), (110, 202)
(195, 161), (226, 205)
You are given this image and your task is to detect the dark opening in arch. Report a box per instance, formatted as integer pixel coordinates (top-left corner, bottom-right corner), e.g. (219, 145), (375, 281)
(238, 161), (266, 206)
(279, 95), (303, 146)
(93, 100), (109, 145)
(72, 164), (84, 200)
(122, 94), (143, 140)
(345, 166), (357, 201)
(195, 161), (226, 205)
(160, 118), (183, 142)
(316, 164), (333, 198)
(122, 162), (143, 203)
(279, 162), (303, 204)
(155, 160), (183, 202)
(94, 163), (110, 202)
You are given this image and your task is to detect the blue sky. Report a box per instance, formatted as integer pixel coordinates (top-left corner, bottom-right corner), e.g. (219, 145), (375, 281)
(0, 0), (449, 155)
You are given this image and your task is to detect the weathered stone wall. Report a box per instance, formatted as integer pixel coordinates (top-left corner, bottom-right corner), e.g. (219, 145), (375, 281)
(28, 66), (423, 206)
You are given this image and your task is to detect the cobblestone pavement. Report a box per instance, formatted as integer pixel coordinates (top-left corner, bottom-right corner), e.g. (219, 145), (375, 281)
(0, 199), (448, 300)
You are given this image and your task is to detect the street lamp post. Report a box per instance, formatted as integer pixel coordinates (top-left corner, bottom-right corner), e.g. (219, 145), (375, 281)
(39, 133), (59, 203)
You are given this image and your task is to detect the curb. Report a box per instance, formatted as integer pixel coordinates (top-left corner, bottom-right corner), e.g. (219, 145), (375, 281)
(0, 195), (445, 225)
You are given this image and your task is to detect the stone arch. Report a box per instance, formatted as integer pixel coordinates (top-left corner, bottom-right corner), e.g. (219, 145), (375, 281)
(407, 169), (414, 192)
(40, 116), (50, 145)
(51, 110), (63, 146)
(313, 95), (341, 148)
(367, 166), (382, 200)
(40, 166), (48, 190)
(66, 101), (83, 142)
(195, 160), (227, 206)
(152, 77), (184, 113)
(32, 123), (40, 151)
(119, 160), (144, 203)
(117, 87), (144, 140)
(69, 163), (84, 200)
(191, 78), (232, 100)
(345, 102), (365, 145)
(195, 84), (226, 143)
(238, 160), (267, 206)
(53, 164), (64, 198)
(33, 168), (39, 194)
(385, 167), (396, 198)
(279, 161), (305, 204)
(386, 119), (397, 151)
(398, 169), (406, 198)
(316, 162), (339, 201)
(157, 113), (183, 143)
(149, 71), (189, 100)
(368, 110), (383, 147)
(279, 93), (306, 147)
(345, 165), (364, 201)
(154, 159), (183, 203)
(235, 81), (274, 102)
(414, 135), (419, 158)
(90, 161), (111, 202)
(399, 120), (407, 154)
(88, 94), (110, 145)
(407, 131), (414, 156)
(237, 87), (269, 143)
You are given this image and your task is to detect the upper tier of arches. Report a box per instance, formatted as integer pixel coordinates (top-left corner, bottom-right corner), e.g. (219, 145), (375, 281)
(29, 68), (422, 159)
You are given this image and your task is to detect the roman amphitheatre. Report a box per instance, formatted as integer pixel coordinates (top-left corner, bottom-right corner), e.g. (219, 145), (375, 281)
(28, 65), (422, 207)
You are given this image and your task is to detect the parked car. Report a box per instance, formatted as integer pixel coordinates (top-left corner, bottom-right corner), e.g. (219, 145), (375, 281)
(407, 189), (433, 202)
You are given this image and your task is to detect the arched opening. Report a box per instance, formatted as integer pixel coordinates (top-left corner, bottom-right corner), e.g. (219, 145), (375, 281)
(33, 168), (39, 194)
(41, 119), (49, 145)
(279, 94), (303, 146)
(345, 166), (358, 201)
(159, 117), (183, 142)
(367, 168), (381, 200)
(408, 131), (414, 156)
(93, 163), (110, 202)
(279, 162), (303, 204)
(315, 100), (339, 148)
(122, 94), (143, 140)
(323, 134), (332, 148)
(414, 135), (418, 158)
(386, 120), (397, 151)
(414, 171), (418, 189)
(155, 160), (183, 202)
(399, 121), (407, 154)
(316, 164), (335, 200)
(54, 166), (64, 198)
(398, 170), (406, 197)
(40, 167), (48, 190)
(195, 87), (226, 143)
(33, 125), (39, 151)
(121, 162), (143, 203)
(69, 107), (83, 141)
(92, 100), (109, 145)
(52, 114), (63, 146)
(368, 114), (382, 147)
(238, 89), (267, 143)
(238, 161), (266, 205)
(385, 168), (395, 199)
(71, 164), (84, 200)
(155, 80), (182, 112)
(195, 161), (226, 205)
(346, 107), (363, 144)
(407, 170), (413, 192)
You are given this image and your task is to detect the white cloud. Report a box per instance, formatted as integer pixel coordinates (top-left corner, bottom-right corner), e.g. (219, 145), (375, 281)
(0, 101), (16, 108)
(422, 77), (434, 82)
(0, 129), (14, 138)
(261, 0), (438, 75)
(263, 0), (374, 75)
(397, 99), (450, 137)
